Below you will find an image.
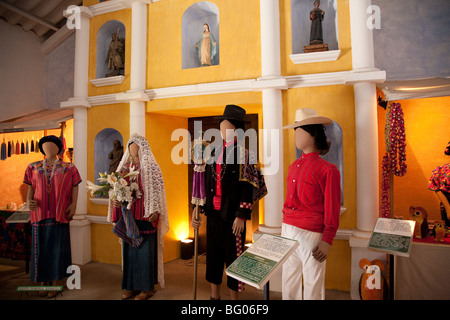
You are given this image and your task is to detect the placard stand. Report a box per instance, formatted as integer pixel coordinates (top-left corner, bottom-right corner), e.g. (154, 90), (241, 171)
(226, 233), (299, 299)
(5, 204), (31, 274)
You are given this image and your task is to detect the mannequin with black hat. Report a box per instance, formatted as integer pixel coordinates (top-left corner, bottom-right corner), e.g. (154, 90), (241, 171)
(23, 135), (82, 298)
(192, 105), (267, 300)
(281, 108), (341, 300)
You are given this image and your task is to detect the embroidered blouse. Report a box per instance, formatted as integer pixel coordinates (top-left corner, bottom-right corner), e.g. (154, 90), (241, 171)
(428, 163), (450, 193)
(282, 152), (341, 245)
(23, 160), (82, 224)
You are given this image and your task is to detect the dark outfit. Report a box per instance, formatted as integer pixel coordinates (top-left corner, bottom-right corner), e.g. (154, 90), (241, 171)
(202, 142), (265, 291)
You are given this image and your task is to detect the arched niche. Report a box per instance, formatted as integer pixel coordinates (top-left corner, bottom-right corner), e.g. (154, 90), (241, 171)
(96, 20), (126, 79)
(296, 121), (344, 205)
(94, 128), (124, 188)
(290, 0), (339, 54)
(182, 1), (220, 69)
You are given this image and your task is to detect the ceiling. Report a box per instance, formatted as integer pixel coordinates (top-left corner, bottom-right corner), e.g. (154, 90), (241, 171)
(0, 0), (82, 132)
(378, 77), (450, 101)
(0, 0), (82, 41)
(0, 108), (74, 133)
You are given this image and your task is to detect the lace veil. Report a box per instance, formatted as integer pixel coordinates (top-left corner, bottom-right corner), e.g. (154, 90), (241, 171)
(107, 133), (169, 288)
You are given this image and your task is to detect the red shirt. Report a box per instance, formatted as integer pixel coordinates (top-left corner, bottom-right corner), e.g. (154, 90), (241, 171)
(282, 152), (341, 245)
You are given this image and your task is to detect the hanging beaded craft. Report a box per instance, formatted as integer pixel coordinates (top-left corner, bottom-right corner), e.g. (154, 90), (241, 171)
(380, 102), (407, 218)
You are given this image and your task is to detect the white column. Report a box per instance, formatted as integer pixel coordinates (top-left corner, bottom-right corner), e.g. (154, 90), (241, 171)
(349, 0), (379, 235)
(348, 0), (385, 300)
(260, 0), (281, 78)
(117, 0), (150, 137)
(61, 6), (93, 265)
(349, 0), (375, 71)
(260, 89), (284, 232)
(257, 0), (284, 235)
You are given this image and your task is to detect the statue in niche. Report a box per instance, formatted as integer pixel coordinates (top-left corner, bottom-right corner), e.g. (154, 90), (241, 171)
(309, 0), (325, 45)
(108, 140), (123, 173)
(304, 0), (328, 53)
(106, 30), (125, 77)
(195, 23), (217, 66)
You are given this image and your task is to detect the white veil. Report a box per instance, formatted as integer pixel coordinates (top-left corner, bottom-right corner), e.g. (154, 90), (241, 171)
(107, 133), (169, 288)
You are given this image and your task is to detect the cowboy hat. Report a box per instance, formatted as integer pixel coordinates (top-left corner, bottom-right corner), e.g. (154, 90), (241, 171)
(215, 104), (246, 122)
(283, 108), (333, 129)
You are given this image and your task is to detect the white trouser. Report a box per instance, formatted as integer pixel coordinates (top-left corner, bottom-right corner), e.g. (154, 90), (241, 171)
(281, 223), (326, 300)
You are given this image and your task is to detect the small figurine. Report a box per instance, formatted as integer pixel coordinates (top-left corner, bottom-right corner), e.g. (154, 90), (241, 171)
(433, 220), (447, 242)
(195, 23), (217, 66)
(309, 0), (325, 45)
(359, 258), (387, 300)
(409, 206), (429, 239)
(106, 29), (125, 77)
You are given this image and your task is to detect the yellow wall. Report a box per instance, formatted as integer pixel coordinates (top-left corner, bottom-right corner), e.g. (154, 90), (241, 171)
(146, 112), (189, 262)
(83, 0), (355, 292)
(88, 10), (131, 97)
(147, 0), (261, 88)
(280, 0), (353, 76)
(87, 104), (128, 263)
(377, 96), (450, 221)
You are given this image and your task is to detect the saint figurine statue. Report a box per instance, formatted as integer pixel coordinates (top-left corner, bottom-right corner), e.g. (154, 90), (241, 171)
(108, 140), (123, 173)
(309, 0), (325, 45)
(106, 30), (125, 77)
(195, 23), (217, 66)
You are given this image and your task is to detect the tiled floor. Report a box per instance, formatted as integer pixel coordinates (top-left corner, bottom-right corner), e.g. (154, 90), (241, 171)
(0, 256), (351, 300)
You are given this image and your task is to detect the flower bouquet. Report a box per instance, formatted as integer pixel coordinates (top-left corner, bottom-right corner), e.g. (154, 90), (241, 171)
(86, 166), (141, 209)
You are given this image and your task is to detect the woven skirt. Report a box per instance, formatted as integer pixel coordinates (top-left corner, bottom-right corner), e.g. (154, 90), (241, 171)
(121, 220), (158, 291)
(31, 218), (71, 283)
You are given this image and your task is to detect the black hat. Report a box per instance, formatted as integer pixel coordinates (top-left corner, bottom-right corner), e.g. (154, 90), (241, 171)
(38, 135), (63, 155)
(215, 104), (246, 123)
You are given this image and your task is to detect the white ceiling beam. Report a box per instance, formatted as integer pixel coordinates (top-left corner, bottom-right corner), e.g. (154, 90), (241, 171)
(0, 0), (58, 31)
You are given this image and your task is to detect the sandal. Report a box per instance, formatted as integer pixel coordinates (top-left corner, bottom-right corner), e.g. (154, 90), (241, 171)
(134, 290), (155, 300)
(121, 290), (137, 300)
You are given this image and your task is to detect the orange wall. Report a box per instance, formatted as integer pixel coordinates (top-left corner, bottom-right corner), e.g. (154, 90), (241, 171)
(377, 96), (450, 221)
(0, 121), (73, 209)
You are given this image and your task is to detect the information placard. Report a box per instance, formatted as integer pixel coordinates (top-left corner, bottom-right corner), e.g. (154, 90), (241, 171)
(226, 233), (299, 289)
(5, 205), (31, 224)
(368, 217), (415, 257)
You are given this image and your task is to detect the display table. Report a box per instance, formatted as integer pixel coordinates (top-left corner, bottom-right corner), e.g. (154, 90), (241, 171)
(0, 210), (31, 273)
(394, 238), (450, 300)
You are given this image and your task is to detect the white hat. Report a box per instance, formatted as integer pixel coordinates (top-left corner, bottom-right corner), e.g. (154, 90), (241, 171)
(283, 108), (333, 129)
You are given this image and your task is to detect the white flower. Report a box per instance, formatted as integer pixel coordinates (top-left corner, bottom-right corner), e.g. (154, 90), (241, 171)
(108, 173), (118, 185)
(86, 180), (106, 195)
(97, 172), (108, 183)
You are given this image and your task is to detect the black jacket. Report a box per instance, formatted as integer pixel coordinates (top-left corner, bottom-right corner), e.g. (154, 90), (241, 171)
(203, 143), (254, 222)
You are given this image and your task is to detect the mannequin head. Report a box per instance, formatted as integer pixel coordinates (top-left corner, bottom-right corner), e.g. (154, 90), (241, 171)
(295, 124), (328, 154)
(129, 142), (140, 162)
(38, 135), (63, 157)
(42, 142), (59, 159)
(220, 119), (237, 142)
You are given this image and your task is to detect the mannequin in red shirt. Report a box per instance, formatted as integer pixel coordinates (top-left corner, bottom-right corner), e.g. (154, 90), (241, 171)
(282, 108), (341, 300)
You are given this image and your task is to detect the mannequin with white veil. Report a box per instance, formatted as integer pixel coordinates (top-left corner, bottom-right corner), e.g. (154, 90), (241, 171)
(107, 133), (169, 300)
